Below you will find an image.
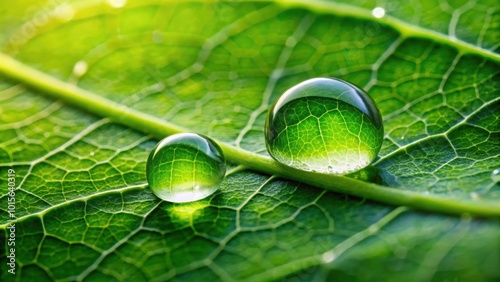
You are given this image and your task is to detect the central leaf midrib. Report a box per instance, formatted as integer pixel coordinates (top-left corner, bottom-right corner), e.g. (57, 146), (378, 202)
(0, 53), (499, 217)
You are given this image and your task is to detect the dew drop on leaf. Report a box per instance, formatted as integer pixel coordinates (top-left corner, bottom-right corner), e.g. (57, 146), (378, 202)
(372, 7), (385, 18)
(72, 60), (88, 77)
(491, 168), (500, 182)
(146, 133), (226, 203)
(265, 78), (383, 174)
(107, 0), (126, 8)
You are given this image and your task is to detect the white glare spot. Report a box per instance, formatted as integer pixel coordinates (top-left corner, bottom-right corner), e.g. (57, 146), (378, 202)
(90, 151), (95, 156)
(53, 4), (75, 22)
(108, 0), (127, 8)
(322, 251), (336, 263)
(73, 61), (88, 77)
(152, 82), (165, 91)
(492, 168), (500, 182)
(470, 192), (480, 200)
(372, 7), (385, 18)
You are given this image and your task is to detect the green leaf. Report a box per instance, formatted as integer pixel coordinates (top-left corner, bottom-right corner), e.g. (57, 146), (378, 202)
(1, 0), (499, 281)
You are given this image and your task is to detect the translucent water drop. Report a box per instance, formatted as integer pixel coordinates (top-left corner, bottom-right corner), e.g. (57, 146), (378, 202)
(146, 133), (226, 203)
(265, 78), (383, 174)
(73, 60), (88, 77)
(492, 168), (500, 182)
(53, 4), (75, 22)
(107, 0), (127, 8)
(372, 7), (385, 18)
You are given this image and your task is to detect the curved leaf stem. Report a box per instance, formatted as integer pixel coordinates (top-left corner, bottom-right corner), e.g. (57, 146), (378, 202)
(0, 52), (499, 217)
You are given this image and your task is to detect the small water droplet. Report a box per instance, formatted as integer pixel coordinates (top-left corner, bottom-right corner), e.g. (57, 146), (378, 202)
(146, 133), (226, 203)
(265, 78), (383, 174)
(372, 7), (385, 18)
(322, 251), (335, 263)
(470, 192), (480, 200)
(53, 4), (75, 22)
(491, 168), (500, 183)
(107, 0), (127, 8)
(151, 82), (165, 92)
(90, 151), (95, 156)
(73, 61), (88, 77)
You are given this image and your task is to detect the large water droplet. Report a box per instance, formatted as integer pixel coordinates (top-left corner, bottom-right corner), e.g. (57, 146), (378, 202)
(491, 168), (500, 183)
(265, 77), (383, 174)
(146, 133), (226, 203)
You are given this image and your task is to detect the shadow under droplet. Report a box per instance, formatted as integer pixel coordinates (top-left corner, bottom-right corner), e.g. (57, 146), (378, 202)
(346, 165), (383, 184)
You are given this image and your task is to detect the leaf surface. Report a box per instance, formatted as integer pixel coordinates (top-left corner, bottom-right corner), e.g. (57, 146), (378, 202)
(0, 0), (499, 281)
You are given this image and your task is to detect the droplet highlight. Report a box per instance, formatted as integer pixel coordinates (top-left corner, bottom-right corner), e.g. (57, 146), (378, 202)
(53, 4), (75, 22)
(107, 0), (127, 8)
(146, 133), (226, 203)
(73, 60), (88, 77)
(372, 7), (385, 18)
(265, 78), (383, 174)
(322, 251), (336, 263)
(491, 168), (500, 182)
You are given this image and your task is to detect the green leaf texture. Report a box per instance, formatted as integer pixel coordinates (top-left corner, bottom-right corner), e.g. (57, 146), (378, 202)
(1, 0), (499, 281)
